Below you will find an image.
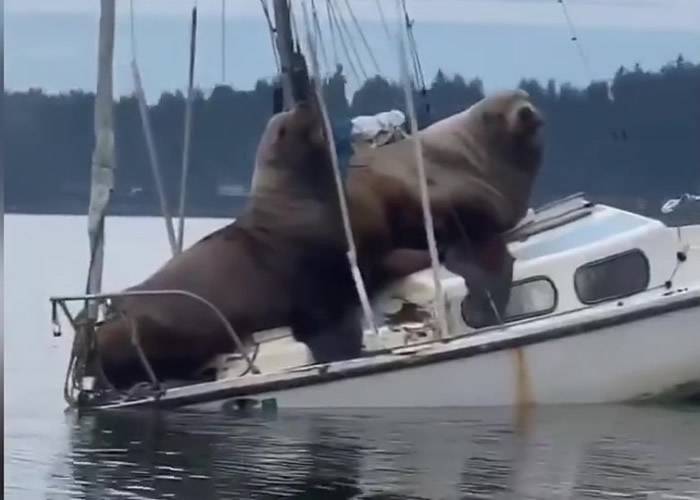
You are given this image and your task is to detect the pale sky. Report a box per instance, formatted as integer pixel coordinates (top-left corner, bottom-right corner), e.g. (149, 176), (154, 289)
(5, 0), (700, 100)
(6, 0), (700, 30)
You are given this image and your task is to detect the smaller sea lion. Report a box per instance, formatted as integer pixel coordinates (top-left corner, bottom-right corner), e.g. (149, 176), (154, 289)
(94, 100), (362, 389)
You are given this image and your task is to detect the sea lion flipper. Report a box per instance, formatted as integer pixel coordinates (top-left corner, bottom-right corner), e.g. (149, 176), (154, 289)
(444, 236), (514, 327)
(290, 307), (363, 364)
(380, 248), (433, 281)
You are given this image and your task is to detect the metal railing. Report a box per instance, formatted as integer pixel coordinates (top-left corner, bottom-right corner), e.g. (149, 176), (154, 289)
(51, 289), (261, 406)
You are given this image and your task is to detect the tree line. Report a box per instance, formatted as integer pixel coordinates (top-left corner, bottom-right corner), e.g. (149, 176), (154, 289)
(5, 56), (700, 219)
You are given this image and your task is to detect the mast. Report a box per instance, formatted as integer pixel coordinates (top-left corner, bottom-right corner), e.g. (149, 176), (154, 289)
(0, 0), (4, 335)
(86, 0), (116, 320)
(273, 0), (310, 108)
(177, 5), (198, 252)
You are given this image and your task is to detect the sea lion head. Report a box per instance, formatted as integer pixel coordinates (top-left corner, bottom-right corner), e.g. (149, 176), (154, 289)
(412, 89), (545, 232)
(251, 100), (332, 197)
(472, 89), (544, 174)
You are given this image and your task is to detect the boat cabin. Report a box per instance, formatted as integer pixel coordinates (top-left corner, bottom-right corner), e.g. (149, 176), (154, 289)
(210, 194), (693, 379)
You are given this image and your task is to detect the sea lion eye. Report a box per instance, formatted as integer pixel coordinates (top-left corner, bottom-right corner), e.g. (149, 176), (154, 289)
(277, 126), (287, 140)
(482, 111), (504, 127)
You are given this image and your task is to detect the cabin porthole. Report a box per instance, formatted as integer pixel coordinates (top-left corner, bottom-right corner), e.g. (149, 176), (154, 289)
(574, 249), (650, 305)
(462, 276), (558, 328)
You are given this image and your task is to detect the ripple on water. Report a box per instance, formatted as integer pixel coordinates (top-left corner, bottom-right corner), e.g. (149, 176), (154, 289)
(7, 384), (700, 497)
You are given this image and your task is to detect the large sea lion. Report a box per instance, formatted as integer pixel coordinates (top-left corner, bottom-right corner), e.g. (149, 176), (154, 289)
(95, 100), (364, 389)
(346, 89), (544, 325)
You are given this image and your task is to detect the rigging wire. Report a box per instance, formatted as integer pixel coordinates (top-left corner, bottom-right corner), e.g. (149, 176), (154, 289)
(260, 0), (281, 72)
(129, 0), (137, 57)
(341, 0), (381, 75)
(326, 0), (362, 85)
(556, 0), (592, 82)
(332, 0), (369, 81)
(311, 0), (330, 75)
(394, 0), (448, 340)
(299, 0), (380, 337)
(325, 0), (340, 67)
(555, 0), (617, 133)
(555, 0), (614, 100)
(177, 3), (198, 253)
(401, 0), (430, 125)
(328, 0), (367, 82)
(129, 0), (178, 256)
(375, 0), (393, 41)
(402, 1), (426, 91)
(289, 0), (302, 51)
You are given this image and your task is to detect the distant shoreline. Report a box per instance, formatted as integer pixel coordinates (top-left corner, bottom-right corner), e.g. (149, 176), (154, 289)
(4, 204), (239, 219)
(8, 196), (700, 228)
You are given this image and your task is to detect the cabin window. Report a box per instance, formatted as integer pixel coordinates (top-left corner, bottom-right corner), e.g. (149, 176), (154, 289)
(574, 249), (650, 305)
(462, 277), (557, 328)
(504, 277), (558, 320)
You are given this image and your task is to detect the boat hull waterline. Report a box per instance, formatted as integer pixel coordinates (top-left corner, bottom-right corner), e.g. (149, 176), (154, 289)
(90, 288), (700, 412)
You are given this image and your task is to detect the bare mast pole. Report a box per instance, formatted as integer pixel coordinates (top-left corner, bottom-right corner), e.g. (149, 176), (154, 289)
(177, 5), (198, 252)
(63, 0), (116, 401)
(273, 0), (310, 108)
(273, 0), (294, 108)
(0, 0), (5, 336)
(86, 0), (116, 320)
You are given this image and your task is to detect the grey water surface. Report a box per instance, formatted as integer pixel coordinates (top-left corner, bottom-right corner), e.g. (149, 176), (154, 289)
(4, 215), (700, 500)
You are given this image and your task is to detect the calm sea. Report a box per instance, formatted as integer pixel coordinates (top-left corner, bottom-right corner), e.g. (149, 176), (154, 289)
(4, 214), (700, 500)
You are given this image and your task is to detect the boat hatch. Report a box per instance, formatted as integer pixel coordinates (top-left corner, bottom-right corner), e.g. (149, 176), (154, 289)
(511, 206), (661, 262)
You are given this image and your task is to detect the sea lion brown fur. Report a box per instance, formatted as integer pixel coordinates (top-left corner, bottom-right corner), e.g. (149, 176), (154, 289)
(94, 90), (543, 389)
(95, 100), (363, 389)
(346, 89), (544, 324)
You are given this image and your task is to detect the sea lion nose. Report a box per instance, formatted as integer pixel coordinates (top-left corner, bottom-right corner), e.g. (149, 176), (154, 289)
(517, 105), (542, 129)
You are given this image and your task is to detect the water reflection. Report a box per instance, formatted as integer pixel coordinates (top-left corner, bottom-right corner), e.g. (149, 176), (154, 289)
(47, 405), (700, 500)
(60, 410), (370, 500)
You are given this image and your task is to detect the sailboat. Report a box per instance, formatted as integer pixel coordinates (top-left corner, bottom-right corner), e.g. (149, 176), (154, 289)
(50, 0), (700, 413)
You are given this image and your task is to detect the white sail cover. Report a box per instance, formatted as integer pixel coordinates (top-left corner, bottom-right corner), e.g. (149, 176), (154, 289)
(350, 109), (407, 148)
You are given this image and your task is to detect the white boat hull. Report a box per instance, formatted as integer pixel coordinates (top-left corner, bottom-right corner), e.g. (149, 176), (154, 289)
(63, 198), (700, 413)
(191, 302), (700, 410)
(92, 288), (700, 413)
